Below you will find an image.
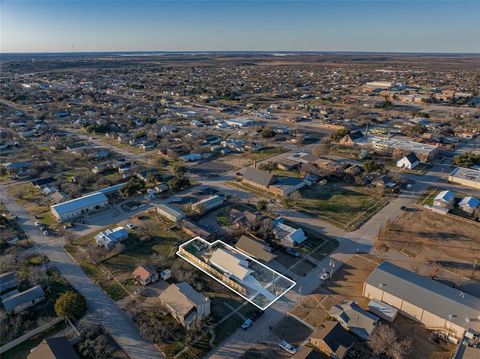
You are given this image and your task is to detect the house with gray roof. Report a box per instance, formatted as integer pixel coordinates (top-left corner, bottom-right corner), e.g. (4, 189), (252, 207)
(363, 261), (480, 338)
(2, 285), (45, 313)
(329, 300), (379, 340)
(0, 271), (19, 293)
(159, 282), (210, 328)
(235, 235), (276, 262)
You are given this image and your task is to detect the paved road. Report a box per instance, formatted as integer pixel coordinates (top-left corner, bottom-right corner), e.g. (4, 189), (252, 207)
(0, 186), (164, 359)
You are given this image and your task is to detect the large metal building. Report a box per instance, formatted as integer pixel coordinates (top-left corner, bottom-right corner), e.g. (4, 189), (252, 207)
(363, 262), (480, 338)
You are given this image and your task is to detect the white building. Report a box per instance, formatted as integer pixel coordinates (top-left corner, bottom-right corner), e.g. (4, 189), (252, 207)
(448, 167), (480, 190)
(225, 118), (255, 127)
(433, 190), (456, 209)
(459, 196), (479, 214)
(95, 227), (129, 249)
(210, 248), (253, 282)
(396, 152), (420, 170)
(156, 204), (185, 223)
(50, 192), (109, 221)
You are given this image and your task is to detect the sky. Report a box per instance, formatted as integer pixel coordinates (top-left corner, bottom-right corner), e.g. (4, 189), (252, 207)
(1, 0), (479, 53)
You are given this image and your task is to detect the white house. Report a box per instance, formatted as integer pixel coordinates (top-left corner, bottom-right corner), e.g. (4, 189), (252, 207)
(273, 220), (307, 245)
(210, 248), (253, 282)
(433, 190), (456, 209)
(396, 152), (420, 170)
(95, 227), (129, 249)
(459, 196), (479, 214)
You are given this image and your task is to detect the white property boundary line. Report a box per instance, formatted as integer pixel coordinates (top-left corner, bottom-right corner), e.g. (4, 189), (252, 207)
(176, 237), (296, 310)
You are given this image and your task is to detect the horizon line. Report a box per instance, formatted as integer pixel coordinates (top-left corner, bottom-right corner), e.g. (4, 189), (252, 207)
(2, 50), (480, 56)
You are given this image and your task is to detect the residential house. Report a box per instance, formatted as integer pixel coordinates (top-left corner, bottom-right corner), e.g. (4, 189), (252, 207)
(329, 301), (379, 340)
(2, 285), (45, 313)
(273, 219), (307, 246)
(433, 190), (456, 209)
(133, 265), (159, 285)
(180, 219), (213, 240)
(0, 271), (19, 293)
(397, 152), (420, 170)
(229, 208), (257, 228)
(28, 336), (79, 359)
(339, 130), (364, 145)
(235, 235), (276, 262)
(310, 321), (354, 359)
(159, 282), (210, 328)
(210, 248), (253, 282)
(363, 261), (480, 338)
(95, 227), (129, 249)
(242, 168), (307, 197)
(459, 196), (479, 214)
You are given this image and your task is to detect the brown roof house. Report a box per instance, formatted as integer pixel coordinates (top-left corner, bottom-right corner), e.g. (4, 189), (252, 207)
(310, 321), (354, 358)
(159, 282), (210, 328)
(235, 235), (276, 263)
(28, 336), (79, 359)
(133, 265), (159, 286)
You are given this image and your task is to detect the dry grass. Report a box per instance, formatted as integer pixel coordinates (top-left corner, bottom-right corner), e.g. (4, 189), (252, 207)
(378, 208), (480, 280)
(290, 254), (380, 329)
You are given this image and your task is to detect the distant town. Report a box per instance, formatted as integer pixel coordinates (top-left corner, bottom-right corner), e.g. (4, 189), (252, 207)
(1, 52), (479, 359)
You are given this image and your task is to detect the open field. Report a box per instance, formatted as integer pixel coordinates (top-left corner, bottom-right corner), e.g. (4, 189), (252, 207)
(377, 207), (480, 280)
(292, 181), (389, 230)
(214, 147), (287, 170)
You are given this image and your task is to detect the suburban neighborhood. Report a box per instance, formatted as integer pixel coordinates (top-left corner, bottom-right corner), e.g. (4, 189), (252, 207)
(1, 46), (480, 359)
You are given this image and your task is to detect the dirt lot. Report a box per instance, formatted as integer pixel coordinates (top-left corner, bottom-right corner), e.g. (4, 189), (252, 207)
(377, 207), (480, 280)
(291, 255), (380, 328)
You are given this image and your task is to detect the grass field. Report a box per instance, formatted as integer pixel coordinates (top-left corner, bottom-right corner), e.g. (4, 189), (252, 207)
(293, 181), (388, 230)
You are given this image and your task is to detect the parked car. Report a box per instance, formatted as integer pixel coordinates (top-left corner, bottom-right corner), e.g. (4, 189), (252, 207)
(34, 221), (40, 226)
(286, 248), (300, 257)
(279, 340), (297, 354)
(321, 271), (330, 280)
(126, 223), (137, 229)
(241, 319), (253, 330)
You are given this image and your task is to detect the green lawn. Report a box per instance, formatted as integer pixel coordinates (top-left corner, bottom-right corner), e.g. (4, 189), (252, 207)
(295, 182), (387, 230)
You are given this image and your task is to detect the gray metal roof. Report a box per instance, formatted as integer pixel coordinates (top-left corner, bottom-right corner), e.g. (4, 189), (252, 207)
(51, 192), (108, 216)
(2, 285), (45, 312)
(366, 262), (480, 330)
(243, 168), (276, 187)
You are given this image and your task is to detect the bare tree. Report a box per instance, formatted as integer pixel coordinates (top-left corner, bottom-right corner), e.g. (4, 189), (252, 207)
(369, 323), (412, 359)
